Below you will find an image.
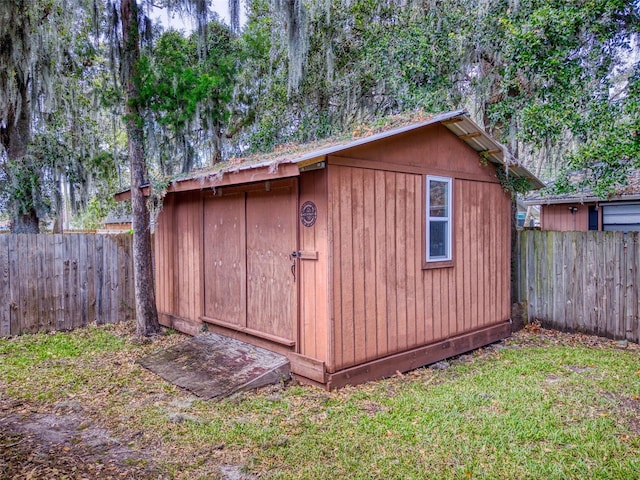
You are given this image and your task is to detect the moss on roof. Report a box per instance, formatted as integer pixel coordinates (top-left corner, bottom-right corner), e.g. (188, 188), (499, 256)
(178, 110), (438, 181)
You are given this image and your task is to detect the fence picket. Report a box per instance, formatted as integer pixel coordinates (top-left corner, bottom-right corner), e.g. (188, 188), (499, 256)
(8, 235), (21, 334)
(572, 233), (584, 332)
(0, 236), (10, 336)
(585, 232), (597, 333)
(632, 235), (640, 341)
(95, 235), (104, 325)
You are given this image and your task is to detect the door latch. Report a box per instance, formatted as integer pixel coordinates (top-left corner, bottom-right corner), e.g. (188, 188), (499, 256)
(290, 251), (300, 281)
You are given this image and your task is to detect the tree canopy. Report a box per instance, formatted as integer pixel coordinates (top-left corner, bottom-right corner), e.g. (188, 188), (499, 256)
(1, 0), (639, 231)
(232, 0), (640, 193)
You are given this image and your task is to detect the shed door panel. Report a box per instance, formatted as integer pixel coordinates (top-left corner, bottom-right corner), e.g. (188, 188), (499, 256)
(203, 193), (246, 327)
(246, 184), (297, 343)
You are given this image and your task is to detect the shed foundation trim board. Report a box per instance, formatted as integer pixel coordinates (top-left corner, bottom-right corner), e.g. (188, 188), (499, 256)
(158, 312), (510, 388)
(322, 321), (511, 390)
(201, 315), (296, 347)
(159, 313), (203, 337)
(288, 352), (326, 383)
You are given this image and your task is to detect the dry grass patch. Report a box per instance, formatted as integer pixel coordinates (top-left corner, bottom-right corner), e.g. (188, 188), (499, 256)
(1, 322), (639, 479)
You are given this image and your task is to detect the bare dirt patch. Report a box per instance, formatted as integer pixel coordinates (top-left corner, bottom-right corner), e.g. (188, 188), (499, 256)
(0, 394), (164, 480)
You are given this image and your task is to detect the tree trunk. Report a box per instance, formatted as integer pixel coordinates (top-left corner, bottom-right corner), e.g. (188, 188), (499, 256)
(51, 169), (64, 233)
(121, 0), (161, 337)
(509, 194), (523, 330)
(1, 84), (40, 234)
(12, 210), (40, 233)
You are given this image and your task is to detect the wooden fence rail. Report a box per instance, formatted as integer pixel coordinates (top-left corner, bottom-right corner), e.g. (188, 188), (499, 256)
(0, 234), (135, 337)
(515, 230), (639, 343)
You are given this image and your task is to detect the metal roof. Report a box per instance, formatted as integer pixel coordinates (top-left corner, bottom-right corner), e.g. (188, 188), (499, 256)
(524, 169), (640, 206)
(524, 193), (640, 206)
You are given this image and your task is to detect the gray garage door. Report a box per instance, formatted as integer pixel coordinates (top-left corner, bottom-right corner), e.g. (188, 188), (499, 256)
(602, 203), (640, 232)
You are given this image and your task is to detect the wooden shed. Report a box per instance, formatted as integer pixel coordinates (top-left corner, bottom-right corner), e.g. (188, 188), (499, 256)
(142, 110), (541, 389)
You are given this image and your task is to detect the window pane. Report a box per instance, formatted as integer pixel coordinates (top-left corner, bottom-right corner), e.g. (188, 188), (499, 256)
(429, 180), (449, 217)
(429, 220), (448, 258)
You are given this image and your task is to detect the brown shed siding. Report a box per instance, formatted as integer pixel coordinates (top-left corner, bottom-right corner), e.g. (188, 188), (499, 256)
(540, 203), (604, 231)
(203, 192), (246, 326)
(245, 183), (298, 344)
(336, 124), (499, 179)
(298, 169), (330, 363)
(174, 191), (203, 323)
(155, 193), (174, 316)
(328, 164), (511, 372)
(154, 191), (206, 336)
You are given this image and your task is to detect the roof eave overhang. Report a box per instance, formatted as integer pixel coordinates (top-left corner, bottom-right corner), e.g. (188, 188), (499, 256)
(114, 162), (301, 201)
(524, 193), (640, 206)
(440, 115), (545, 190)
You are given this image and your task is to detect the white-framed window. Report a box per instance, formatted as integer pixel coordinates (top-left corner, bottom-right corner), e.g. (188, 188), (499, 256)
(426, 176), (452, 262)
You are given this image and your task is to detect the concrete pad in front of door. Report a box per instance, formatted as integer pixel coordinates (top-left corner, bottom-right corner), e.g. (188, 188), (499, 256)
(138, 333), (290, 400)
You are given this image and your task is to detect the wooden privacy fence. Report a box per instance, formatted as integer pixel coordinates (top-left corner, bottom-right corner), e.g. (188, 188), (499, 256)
(515, 230), (639, 342)
(0, 234), (135, 336)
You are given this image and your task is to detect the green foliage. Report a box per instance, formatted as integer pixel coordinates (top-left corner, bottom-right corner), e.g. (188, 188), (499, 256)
(552, 64), (640, 197)
(71, 197), (113, 230)
(480, 0), (639, 189)
(0, 157), (49, 219)
(140, 32), (201, 130)
(140, 19), (238, 174)
(233, 0), (288, 151)
(234, 0), (639, 194)
(2, 0), (639, 220)
(0, 0), (127, 229)
(487, 0), (627, 145)
(497, 166), (538, 195)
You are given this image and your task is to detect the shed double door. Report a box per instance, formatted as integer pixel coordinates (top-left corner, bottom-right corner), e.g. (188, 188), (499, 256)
(203, 179), (298, 347)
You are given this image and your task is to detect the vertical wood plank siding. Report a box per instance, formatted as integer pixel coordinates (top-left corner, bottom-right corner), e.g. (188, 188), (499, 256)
(0, 234), (135, 337)
(516, 230), (640, 342)
(329, 166), (511, 372)
(203, 193), (246, 326)
(157, 193), (175, 317)
(541, 204), (590, 231)
(153, 190), (205, 336)
(299, 169), (329, 363)
(245, 184), (297, 342)
(159, 180), (300, 344)
(172, 191), (203, 323)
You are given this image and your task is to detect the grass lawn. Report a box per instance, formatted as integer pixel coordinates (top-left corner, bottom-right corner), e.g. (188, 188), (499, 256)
(1, 323), (639, 479)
